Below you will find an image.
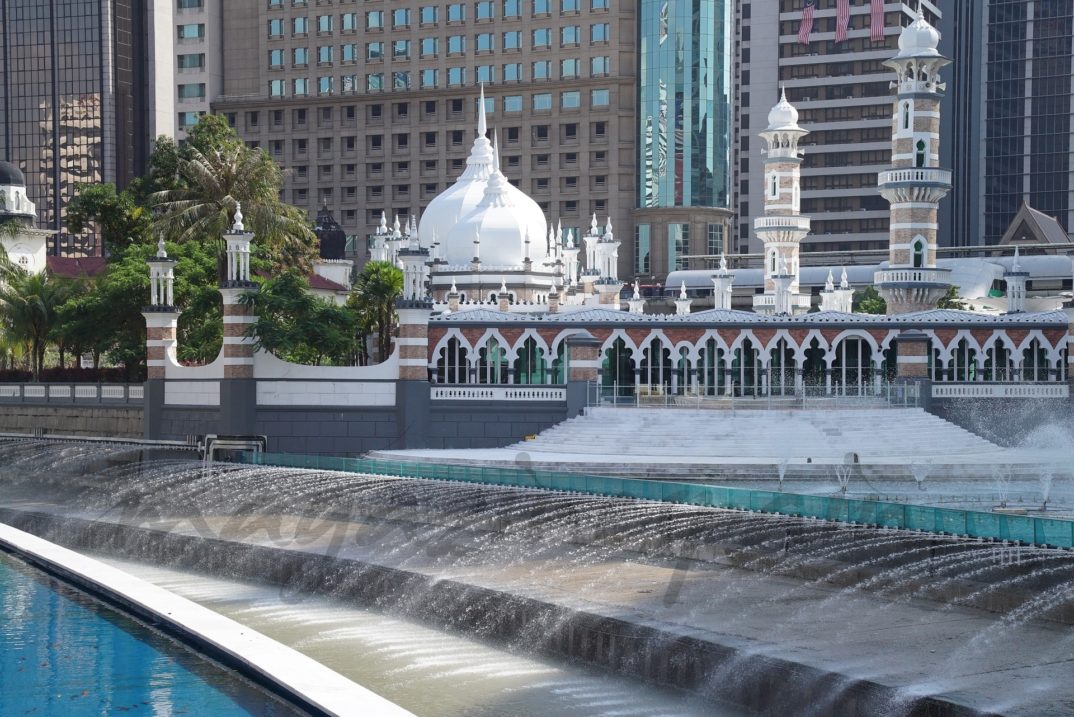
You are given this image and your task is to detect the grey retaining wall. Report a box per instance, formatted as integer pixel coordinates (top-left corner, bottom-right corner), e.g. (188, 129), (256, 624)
(0, 404), (143, 439)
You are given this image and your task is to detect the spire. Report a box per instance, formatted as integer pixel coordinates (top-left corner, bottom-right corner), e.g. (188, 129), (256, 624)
(633, 279), (641, 300)
(499, 278), (508, 295)
(232, 201), (244, 232)
(156, 237), (167, 259)
(492, 128), (500, 173)
(1012, 245), (1021, 273)
(825, 270), (835, 292)
(719, 254), (728, 272)
(679, 281), (688, 300)
(449, 277), (458, 294)
(378, 211), (388, 234)
(840, 267), (850, 289)
(547, 225), (554, 253)
(523, 228), (531, 260)
(590, 214), (598, 236)
(477, 82), (487, 137)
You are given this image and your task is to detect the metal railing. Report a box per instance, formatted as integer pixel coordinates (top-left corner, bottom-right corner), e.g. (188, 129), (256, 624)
(431, 385), (566, 402)
(931, 383), (1069, 399)
(587, 381), (919, 409)
(235, 451), (1074, 549)
(0, 383), (143, 404)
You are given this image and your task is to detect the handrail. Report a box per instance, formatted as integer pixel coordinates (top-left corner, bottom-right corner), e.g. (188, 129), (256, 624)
(234, 450), (1074, 549)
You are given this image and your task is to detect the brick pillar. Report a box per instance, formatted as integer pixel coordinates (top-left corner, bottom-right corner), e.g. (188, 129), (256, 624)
(142, 310), (179, 439)
(895, 331), (931, 380)
(219, 287), (258, 437)
(565, 331), (600, 416)
(396, 299), (433, 447)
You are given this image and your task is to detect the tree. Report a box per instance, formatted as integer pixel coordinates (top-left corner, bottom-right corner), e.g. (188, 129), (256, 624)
(240, 272), (360, 366)
(937, 286), (967, 310)
(150, 115), (317, 274)
(0, 270), (77, 380)
(853, 286), (888, 315)
(66, 183), (150, 253)
(349, 261), (403, 362)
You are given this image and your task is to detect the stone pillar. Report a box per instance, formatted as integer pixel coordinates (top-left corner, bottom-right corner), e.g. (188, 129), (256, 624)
(143, 240), (178, 440)
(396, 299), (434, 448)
(219, 210), (258, 437)
(595, 280), (623, 307)
(895, 331), (931, 380)
(564, 331), (600, 417)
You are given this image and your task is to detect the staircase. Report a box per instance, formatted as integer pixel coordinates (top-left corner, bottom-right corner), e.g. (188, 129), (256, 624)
(510, 406), (1004, 464)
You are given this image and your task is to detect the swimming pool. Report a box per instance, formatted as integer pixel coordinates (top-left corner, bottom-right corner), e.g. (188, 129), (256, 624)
(0, 551), (304, 716)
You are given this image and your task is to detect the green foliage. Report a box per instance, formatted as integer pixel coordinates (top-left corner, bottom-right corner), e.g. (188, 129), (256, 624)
(150, 115), (317, 274)
(0, 270), (78, 380)
(241, 272), (361, 366)
(936, 286), (967, 310)
(349, 261), (403, 362)
(853, 286), (888, 315)
(54, 239), (223, 377)
(66, 183), (151, 252)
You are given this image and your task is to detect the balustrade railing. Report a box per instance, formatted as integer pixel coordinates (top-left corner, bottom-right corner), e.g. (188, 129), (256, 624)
(931, 383), (1069, 399)
(0, 383), (143, 404)
(878, 168), (952, 186)
(431, 385), (566, 401)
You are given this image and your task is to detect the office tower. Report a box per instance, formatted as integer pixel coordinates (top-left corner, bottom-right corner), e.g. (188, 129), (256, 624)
(733, 0), (941, 257)
(941, 0), (1074, 247)
(632, 0), (734, 277)
(210, 0), (637, 275)
(0, 0), (150, 255)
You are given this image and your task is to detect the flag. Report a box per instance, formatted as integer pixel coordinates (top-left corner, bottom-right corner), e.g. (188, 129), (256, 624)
(835, 0), (851, 42)
(798, 0), (816, 45)
(870, 0), (886, 42)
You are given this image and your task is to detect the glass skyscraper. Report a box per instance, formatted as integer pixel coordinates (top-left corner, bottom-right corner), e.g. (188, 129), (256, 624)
(633, 0), (733, 276)
(0, 0), (148, 255)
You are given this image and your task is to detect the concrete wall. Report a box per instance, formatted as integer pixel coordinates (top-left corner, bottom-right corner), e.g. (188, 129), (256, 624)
(427, 401), (569, 449)
(0, 405), (143, 439)
(256, 407), (399, 456)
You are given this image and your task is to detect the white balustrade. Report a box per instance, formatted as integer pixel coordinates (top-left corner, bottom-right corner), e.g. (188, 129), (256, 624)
(875, 268), (951, 285)
(878, 168), (952, 186)
(431, 385), (566, 401)
(931, 383), (1069, 399)
(753, 215), (811, 232)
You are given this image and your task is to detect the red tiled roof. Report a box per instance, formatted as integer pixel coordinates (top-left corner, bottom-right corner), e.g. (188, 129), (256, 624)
(308, 273), (349, 292)
(47, 256), (107, 278)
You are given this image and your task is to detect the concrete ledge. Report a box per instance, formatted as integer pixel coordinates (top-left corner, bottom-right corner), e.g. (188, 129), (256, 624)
(0, 521), (414, 717)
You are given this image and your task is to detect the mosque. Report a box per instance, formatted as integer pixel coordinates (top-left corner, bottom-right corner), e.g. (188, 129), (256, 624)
(128, 12), (1072, 452)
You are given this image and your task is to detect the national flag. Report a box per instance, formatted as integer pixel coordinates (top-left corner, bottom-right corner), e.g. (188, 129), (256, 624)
(798, 0), (816, 45)
(835, 0), (851, 42)
(870, 0), (886, 42)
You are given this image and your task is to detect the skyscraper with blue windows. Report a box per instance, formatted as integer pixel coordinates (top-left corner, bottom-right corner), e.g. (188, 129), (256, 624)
(633, 0), (733, 279)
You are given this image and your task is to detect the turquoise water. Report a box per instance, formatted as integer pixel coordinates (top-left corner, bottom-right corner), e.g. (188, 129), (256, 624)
(0, 551), (304, 716)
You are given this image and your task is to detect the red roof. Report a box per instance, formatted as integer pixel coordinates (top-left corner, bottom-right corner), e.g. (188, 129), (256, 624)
(308, 273), (349, 292)
(47, 256), (107, 278)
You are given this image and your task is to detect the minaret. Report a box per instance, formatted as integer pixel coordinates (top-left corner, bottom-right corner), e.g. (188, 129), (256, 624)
(711, 254), (734, 311)
(754, 88), (810, 316)
(628, 279), (646, 314)
(875, 11), (953, 314)
(675, 282), (692, 316)
(1004, 247), (1029, 314)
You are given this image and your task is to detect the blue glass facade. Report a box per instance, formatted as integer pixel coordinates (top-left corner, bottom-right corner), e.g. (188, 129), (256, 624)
(637, 0), (732, 209)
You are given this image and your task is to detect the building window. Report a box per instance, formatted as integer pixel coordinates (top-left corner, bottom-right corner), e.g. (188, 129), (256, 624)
(367, 73), (384, 91)
(532, 60), (551, 79)
(421, 37), (438, 57)
(393, 8), (411, 27)
(503, 30), (522, 50)
(591, 56), (609, 76)
(268, 49), (284, 68)
(533, 28), (551, 48)
(292, 16), (308, 35)
(341, 43), (357, 63)
(178, 111), (202, 129)
(393, 71), (410, 89)
(533, 93), (552, 111)
(316, 14), (331, 33)
(448, 35), (466, 53)
(592, 0), (609, 8)
(367, 42), (384, 60)
(590, 88), (609, 107)
(503, 63), (522, 81)
(318, 76), (333, 94)
(561, 91), (580, 109)
(476, 1), (494, 20)
(668, 224), (689, 271)
(317, 46), (332, 65)
(560, 58), (579, 78)
(447, 3), (465, 22)
(341, 12), (357, 32)
(269, 79), (286, 96)
(534, 0), (551, 14)
(448, 67), (466, 85)
(178, 53), (205, 70)
(560, 25), (580, 46)
(504, 0), (521, 18)
(707, 223), (724, 256)
(293, 47), (309, 66)
(420, 6), (438, 24)
(179, 23), (206, 40)
(365, 11), (383, 29)
(561, 0), (580, 11)
(504, 95), (523, 112)
(476, 33), (495, 52)
(421, 69), (439, 87)
(590, 22), (609, 42)
(292, 78), (309, 96)
(393, 40), (410, 59)
(177, 83), (206, 100)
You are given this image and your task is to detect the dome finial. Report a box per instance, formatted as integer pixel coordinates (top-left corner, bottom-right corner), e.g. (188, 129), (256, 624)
(679, 281), (688, 300)
(232, 201), (244, 232)
(825, 269), (835, 292)
(477, 83), (487, 137)
(840, 267), (849, 289)
(156, 236), (167, 259)
(633, 279), (641, 300)
(492, 128), (500, 173)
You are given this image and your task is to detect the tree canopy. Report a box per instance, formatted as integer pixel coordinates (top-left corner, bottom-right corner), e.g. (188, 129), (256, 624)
(853, 286), (888, 315)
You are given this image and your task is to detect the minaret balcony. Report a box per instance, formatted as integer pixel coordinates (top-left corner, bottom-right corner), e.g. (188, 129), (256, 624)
(753, 215), (810, 233)
(878, 167), (952, 189)
(875, 266), (951, 287)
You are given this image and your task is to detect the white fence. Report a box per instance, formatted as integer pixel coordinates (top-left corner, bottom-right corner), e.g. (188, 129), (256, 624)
(0, 384), (143, 404)
(931, 383), (1070, 399)
(431, 385), (566, 402)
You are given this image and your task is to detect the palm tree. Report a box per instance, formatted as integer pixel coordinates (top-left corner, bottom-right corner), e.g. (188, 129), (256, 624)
(150, 140), (317, 274)
(0, 270), (75, 380)
(349, 261), (403, 362)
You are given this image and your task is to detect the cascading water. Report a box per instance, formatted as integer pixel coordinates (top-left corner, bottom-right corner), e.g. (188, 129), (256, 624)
(2, 439), (1074, 716)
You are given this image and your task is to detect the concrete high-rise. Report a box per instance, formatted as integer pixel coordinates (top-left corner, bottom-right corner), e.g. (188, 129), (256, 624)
(211, 0), (638, 275)
(0, 0), (151, 256)
(732, 0), (941, 257)
(940, 0), (1074, 248)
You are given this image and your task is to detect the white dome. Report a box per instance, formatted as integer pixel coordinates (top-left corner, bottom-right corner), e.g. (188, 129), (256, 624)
(417, 134), (493, 249)
(896, 11), (941, 58)
(443, 164), (548, 267)
(766, 87), (800, 130)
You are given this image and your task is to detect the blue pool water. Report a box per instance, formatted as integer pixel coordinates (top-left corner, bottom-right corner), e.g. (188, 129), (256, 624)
(0, 551), (304, 716)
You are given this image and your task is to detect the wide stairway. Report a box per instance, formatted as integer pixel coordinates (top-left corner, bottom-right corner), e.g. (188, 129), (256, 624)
(511, 406), (1005, 464)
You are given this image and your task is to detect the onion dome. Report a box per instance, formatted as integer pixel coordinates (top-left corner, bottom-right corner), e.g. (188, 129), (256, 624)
(896, 10), (942, 58)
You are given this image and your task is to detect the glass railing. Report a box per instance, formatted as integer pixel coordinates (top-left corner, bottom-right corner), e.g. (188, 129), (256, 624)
(234, 451), (1073, 549)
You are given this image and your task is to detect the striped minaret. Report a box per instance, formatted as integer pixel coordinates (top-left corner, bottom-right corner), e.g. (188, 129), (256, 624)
(142, 238), (178, 439)
(220, 204), (257, 381)
(875, 11), (953, 314)
(754, 88), (810, 316)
